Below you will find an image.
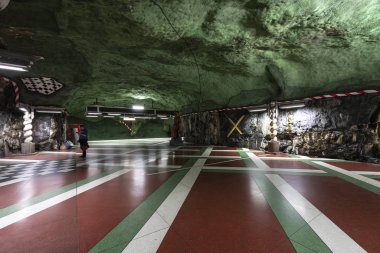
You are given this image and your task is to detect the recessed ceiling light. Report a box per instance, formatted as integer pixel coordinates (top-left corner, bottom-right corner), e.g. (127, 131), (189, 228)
(132, 105), (144, 110)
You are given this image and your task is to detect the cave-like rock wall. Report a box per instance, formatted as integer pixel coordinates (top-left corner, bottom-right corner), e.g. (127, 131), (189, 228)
(33, 114), (65, 151)
(181, 94), (380, 163)
(275, 95), (380, 163)
(181, 112), (220, 145)
(0, 110), (24, 156)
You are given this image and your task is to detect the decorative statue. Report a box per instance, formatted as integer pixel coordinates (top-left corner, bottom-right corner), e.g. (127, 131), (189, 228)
(0, 0), (10, 11)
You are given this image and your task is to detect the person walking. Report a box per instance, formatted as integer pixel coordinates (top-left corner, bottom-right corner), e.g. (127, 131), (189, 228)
(78, 125), (89, 158)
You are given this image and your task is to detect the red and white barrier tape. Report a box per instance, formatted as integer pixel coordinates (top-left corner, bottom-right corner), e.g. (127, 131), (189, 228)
(304, 89), (380, 101)
(0, 75), (20, 107)
(182, 88), (380, 116)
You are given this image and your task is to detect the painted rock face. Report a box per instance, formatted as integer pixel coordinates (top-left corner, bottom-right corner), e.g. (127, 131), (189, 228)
(0, 0), (10, 11)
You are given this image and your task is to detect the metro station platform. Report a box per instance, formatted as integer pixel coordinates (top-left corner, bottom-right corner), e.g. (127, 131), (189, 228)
(0, 138), (379, 252)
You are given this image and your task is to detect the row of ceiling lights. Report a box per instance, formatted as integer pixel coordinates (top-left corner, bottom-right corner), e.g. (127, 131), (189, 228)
(86, 105), (172, 121)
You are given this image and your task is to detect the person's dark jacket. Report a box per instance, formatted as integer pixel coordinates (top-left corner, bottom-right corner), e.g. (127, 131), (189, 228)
(78, 128), (89, 147)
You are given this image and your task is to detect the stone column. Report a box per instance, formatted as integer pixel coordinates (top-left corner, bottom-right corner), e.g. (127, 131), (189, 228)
(268, 102), (280, 152)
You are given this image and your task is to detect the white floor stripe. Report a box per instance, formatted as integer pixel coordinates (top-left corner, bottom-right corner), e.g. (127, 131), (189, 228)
(90, 163), (182, 169)
(0, 159), (41, 163)
(123, 146), (212, 253)
(0, 168), (131, 229)
(0, 178), (28, 187)
(314, 162), (380, 188)
(38, 151), (77, 155)
(246, 151), (270, 169)
(353, 171), (380, 176)
(266, 174), (366, 253)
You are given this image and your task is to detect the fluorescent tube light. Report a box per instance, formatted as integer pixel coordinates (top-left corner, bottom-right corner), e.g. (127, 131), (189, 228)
(36, 110), (62, 114)
(0, 63), (28, 72)
(108, 113), (121, 116)
(87, 112), (102, 115)
(132, 105), (144, 110)
(123, 117), (136, 121)
(19, 108), (28, 112)
(103, 115), (114, 118)
(86, 115), (98, 118)
(248, 108), (267, 113)
(279, 103), (305, 109)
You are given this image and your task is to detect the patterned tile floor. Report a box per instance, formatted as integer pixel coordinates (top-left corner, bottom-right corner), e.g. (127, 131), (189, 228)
(0, 138), (379, 252)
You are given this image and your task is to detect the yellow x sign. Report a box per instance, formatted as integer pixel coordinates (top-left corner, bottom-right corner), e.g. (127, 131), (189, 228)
(227, 115), (245, 138)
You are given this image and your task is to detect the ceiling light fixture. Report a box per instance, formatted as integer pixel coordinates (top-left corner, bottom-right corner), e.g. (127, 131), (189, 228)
(278, 102), (305, 110)
(0, 63), (28, 72)
(123, 117), (136, 121)
(247, 105), (268, 113)
(132, 105), (144, 110)
(36, 110), (63, 114)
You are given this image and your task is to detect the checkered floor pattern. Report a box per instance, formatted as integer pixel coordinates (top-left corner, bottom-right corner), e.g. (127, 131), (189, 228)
(0, 159), (76, 184)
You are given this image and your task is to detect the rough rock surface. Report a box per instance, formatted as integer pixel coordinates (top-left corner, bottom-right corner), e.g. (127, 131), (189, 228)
(0, 0), (379, 116)
(0, 110), (24, 156)
(33, 114), (64, 151)
(181, 112), (220, 145)
(182, 94), (380, 162)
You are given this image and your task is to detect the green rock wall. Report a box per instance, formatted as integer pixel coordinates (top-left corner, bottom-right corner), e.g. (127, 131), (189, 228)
(0, 0), (378, 117)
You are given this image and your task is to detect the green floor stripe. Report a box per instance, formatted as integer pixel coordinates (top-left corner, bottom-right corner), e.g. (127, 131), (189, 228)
(252, 174), (331, 253)
(304, 161), (380, 195)
(89, 158), (197, 253)
(0, 166), (129, 218)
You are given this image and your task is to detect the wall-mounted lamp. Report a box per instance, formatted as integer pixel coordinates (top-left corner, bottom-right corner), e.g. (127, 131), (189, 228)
(132, 105), (144, 110)
(247, 105), (268, 113)
(278, 102), (305, 110)
(19, 107), (28, 113)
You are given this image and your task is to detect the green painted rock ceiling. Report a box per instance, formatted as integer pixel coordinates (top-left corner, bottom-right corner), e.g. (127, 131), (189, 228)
(0, 0), (379, 116)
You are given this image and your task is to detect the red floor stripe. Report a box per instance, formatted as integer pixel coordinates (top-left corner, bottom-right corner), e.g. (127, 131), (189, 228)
(158, 173), (295, 253)
(205, 158), (247, 167)
(210, 151), (241, 156)
(264, 160), (317, 169)
(0, 170), (174, 253)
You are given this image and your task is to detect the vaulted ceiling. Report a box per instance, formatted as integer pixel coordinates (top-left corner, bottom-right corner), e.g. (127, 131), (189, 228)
(0, 0), (379, 116)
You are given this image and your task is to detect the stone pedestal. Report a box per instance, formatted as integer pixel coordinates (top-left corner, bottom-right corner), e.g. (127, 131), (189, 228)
(21, 142), (35, 154)
(268, 140), (280, 153)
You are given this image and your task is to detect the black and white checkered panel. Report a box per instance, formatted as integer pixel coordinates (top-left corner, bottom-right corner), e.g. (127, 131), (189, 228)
(0, 159), (76, 185)
(21, 77), (64, 95)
